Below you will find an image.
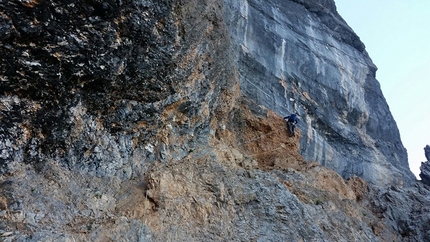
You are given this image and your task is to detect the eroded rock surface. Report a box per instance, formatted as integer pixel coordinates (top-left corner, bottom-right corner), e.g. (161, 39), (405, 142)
(223, 0), (415, 186)
(419, 145), (430, 186)
(0, 0), (235, 176)
(0, 0), (429, 241)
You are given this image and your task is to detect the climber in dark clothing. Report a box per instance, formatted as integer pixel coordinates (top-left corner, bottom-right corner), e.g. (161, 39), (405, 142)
(284, 113), (298, 137)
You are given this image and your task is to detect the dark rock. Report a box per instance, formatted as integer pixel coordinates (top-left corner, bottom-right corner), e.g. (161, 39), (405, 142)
(425, 145), (430, 162)
(368, 184), (430, 241)
(0, 0), (234, 175)
(419, 145), (430, 185)
(420, 161), (430, 186)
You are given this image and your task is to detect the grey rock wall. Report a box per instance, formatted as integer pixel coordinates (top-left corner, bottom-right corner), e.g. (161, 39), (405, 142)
(223, 0), (416, 186)
(1, 0), (428, 241)
(420, 145), (430, 185)
(369, 183), (430, 240)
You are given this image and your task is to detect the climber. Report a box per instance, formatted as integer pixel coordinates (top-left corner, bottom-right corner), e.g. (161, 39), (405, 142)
(284, 113), (298, 137)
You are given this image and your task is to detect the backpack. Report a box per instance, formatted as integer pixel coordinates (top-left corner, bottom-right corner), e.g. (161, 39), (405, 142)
(288, 114), (297, 123)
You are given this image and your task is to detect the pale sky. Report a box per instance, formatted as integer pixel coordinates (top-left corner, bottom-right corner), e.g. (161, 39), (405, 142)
(335, 1), (430, 179)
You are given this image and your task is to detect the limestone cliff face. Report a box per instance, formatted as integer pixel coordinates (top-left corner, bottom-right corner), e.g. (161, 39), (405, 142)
(0, 0), (235, 176)
(223, 0), (415, 186)
(1, 0), (429, 241)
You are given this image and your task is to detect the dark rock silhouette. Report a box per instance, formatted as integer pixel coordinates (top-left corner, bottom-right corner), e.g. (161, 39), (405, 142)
(425, 145), (430, 161)
(420, 145), (430, 186)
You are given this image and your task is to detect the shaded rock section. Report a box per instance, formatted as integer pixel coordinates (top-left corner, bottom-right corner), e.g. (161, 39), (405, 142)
(368, 183), (430, 241)
(419, 145), (430, 186)
(1, 101), (428, 241)
(0, 0), (235, 176)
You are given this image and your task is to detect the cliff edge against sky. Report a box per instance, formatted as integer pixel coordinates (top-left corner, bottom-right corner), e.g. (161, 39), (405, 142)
(224, 0), (415, 187)
(0, 0), (429, 241)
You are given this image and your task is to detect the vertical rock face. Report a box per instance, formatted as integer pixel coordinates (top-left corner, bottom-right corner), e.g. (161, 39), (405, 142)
(425, 145), (430, 162)
(1, 0), (428, 241)
(223, 0), (415, 186)
(419, 145), (430, 185)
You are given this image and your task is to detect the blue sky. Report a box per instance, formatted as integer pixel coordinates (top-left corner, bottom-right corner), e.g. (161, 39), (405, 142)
(335, 0), (430, 179)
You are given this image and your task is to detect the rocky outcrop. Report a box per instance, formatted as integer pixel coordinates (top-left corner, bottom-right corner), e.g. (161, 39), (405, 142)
(419, 145), (430, 185)
(421, 162), (430, 185)
(1, 0), (429, 241)
(223, 0), (415, 187)
(425, 145), (430, 162)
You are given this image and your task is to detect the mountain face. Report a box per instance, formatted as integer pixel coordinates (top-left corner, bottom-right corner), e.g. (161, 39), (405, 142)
(223, 0), (416, 187)
(420, 145), (430, 185)
(1, 0), (429, 241)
